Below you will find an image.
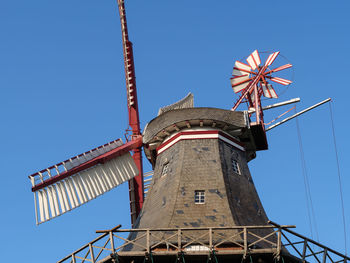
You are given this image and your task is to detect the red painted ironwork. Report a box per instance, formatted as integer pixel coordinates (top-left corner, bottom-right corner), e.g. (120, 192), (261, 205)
(232, 66), (267, 122)
(231, 50), (292, 128)
(117, 0), (144, 226)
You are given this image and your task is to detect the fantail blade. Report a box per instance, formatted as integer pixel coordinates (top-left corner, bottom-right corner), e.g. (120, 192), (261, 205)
(246, 50), (261, 70)
(270, 77), (292, 86)
(262, 83), (278, 98)
(233, 61), (252, 76)
(265, 51), (280, 67)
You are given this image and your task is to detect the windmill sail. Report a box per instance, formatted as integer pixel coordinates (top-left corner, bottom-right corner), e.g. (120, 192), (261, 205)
(29, 138), (142, 224)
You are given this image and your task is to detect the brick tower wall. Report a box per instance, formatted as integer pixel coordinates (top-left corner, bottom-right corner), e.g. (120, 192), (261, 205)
(126, 136), (273, 249)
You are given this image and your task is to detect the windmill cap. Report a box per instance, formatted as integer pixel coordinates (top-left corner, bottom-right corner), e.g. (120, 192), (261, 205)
(143, 107), (262, 164)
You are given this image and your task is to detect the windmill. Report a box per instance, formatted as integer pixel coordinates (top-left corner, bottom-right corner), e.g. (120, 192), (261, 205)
(28, 1), (348, 263)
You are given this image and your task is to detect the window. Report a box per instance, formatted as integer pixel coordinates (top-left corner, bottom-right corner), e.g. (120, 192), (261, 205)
(161, 162), (169, 176)
(232, 159), (240, 175)
(194, 190), (205, 204)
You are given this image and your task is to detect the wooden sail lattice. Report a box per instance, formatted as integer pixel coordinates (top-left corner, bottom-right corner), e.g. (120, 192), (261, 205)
(29, 139), (139, 224)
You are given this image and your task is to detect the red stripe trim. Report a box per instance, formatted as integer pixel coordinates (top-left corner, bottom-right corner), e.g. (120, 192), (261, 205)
(156, 130), (216, 152)
(218, 131), (244, 147)
(31, 136), (143, 192)
(156, 130), (244, 154)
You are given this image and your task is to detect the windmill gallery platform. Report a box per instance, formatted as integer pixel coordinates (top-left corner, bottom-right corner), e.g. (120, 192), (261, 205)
(56, 102), (349, 263)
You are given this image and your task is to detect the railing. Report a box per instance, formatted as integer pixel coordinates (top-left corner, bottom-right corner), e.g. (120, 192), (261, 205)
(143, 171), (153, 196)
(57, 222), (350, 263)
(269, 221), (349, 263)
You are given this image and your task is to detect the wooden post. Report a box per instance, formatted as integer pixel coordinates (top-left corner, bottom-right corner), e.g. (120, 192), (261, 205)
(322, 249), (328, 263)
(276, 228), (281, 261)
(146, 229), (150, 254)
(89, 243), (95, 263)
(302, 240), (307, 263)
(110, 231), (115, 253)
(209, 227), (213, 251)
(243, 227), (248, 259)
(178, 229), (182, 252)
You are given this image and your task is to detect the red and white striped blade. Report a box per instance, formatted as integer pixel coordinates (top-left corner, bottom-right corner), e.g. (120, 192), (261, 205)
(29, 137), (142, 224)
(270, 77), (292, 86)
(232, 82), (250, 93)
(270, 63), (292, 73)
(232, 61), (252, 76)
(246, 50), (261, 70)
(265, 51), (280, 67)
(230, 75), (252, 93)
(262, 83), (278, 98)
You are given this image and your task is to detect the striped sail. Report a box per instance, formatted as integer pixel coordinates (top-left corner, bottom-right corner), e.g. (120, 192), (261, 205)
(29, 139), (139, 224)
(231, 75), (252, 93)
(262, 83), (278, 98)
(246, 50), (261, 70)
(265, 51), (280, 67)
(270, 77), (292, 86)
(232, 61), (252, 76)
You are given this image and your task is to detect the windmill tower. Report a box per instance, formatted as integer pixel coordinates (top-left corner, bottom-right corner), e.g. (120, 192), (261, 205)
(28, 1), (348, 263)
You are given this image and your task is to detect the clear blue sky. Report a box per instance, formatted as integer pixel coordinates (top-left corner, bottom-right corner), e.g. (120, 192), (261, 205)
(1, 0), (349, 262)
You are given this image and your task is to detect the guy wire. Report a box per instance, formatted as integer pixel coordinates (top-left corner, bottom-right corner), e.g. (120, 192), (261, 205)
(295, 109), (319, 241)
(329, 101), (347, 255)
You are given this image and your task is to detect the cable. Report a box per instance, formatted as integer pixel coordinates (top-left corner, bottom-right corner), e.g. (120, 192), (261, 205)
(295, 112), (319, 242)
(329, 102), (347, 255)
(295, 115), (313, 239)
(265, 106), (296, 126)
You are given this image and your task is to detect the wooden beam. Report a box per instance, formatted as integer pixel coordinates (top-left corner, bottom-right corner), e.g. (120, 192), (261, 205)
(96, 224), (122, 234)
